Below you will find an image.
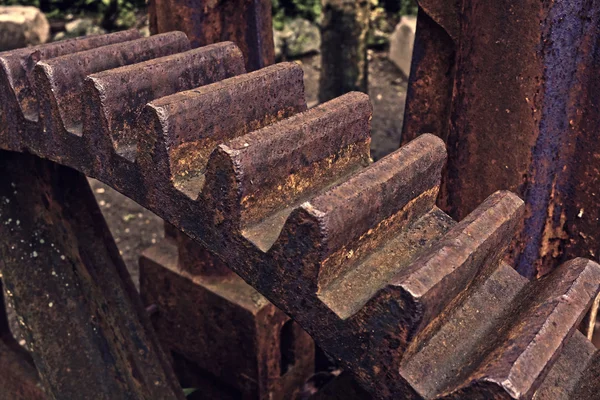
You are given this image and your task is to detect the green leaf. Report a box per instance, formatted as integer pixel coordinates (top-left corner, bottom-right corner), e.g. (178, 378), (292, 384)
(183, 388), (198, 397)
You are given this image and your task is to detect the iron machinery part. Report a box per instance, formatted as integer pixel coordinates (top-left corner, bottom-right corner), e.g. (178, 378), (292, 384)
(0, 32), (599, 399)
(148, 0), (274, 72)
(140, 229), (315, 399)
(402, 0), (600, 282)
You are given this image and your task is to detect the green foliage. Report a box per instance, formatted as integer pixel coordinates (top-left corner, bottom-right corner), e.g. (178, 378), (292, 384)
(110, 0), (139, 29)
(379, 0), (418, 16)
(0, 0), (37, 6)
(399, 0), (418, 16)
(272, 0), (286, 30)
(272, 0), (322, 30)
(0, 0), (145, 21)
(287, 0), (321, 21)
(183, 388), (198, 397)
(272, 0), (417, 30)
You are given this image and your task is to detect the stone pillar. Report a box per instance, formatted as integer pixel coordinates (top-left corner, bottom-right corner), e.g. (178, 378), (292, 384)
(319, 0), (370, 102)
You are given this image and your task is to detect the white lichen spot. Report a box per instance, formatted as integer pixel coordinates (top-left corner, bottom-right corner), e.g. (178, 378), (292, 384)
(48, 302), (53, 308)
(578, 208), (584, 218)
(40, 239), (45, 244)
(32, 251), (38, 258)
(51, 270), (57, 277)
(10, 182), (15, 188)
(60, 255), (65, 260)
(4, 198), (9, 203)
(15, 220), (19, 225)
(19, 339), (26, 346)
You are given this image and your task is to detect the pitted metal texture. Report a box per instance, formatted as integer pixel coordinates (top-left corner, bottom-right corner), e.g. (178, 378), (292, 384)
(0, 31), (599, 400)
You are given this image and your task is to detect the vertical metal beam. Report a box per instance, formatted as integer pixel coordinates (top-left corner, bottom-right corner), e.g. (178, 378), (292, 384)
(148, 0), (274, 71)
(401, 5), (457, 149)
(402, 0), (600, 279)
(0, 151), (184, 399)
(0, 277), (45, 400)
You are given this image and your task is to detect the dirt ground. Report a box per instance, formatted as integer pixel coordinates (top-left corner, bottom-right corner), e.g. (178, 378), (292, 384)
(91, 50), (408, 285)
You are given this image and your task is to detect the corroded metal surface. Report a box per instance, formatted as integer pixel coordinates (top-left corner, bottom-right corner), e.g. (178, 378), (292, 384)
(0, 340), (45, 400)
(402, 0), (600, 280)
(148, 0), (274, 71)
(0, 279), (45, 400)
(0, 29), (141, 135)
(0, 34), (599, 400)
(309, 372), (372, 400)
(140, 232), (315, 399)
(0, 152), (184, 399)
(401, 7), (455, 145)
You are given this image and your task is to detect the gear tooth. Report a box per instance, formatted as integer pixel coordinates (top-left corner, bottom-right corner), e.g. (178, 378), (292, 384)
(391, 190), (524, 329)
(263, 134), (445, 306)
(311, 134), (445, 258)
(389, 191), (523, 338)
(440, 258), (600, 399)
(82, 42), (245, 188)
(203, 144), (245, 230)
(206, 92), (372, 251)
(534, 330), (598, 400)
(1, 34), (599, 400)
(138, 62), (306, 202)
(32, 32), (189, 163)
(0, 30), (141, 151)
(315, 135), (446, 288)
(321, 191), (523, 395)
(84, 42), (244, 163)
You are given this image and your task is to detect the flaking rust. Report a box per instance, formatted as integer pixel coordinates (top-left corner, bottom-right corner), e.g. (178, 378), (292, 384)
(402, 0), (600, 282)
(0, 31), (599, 400)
